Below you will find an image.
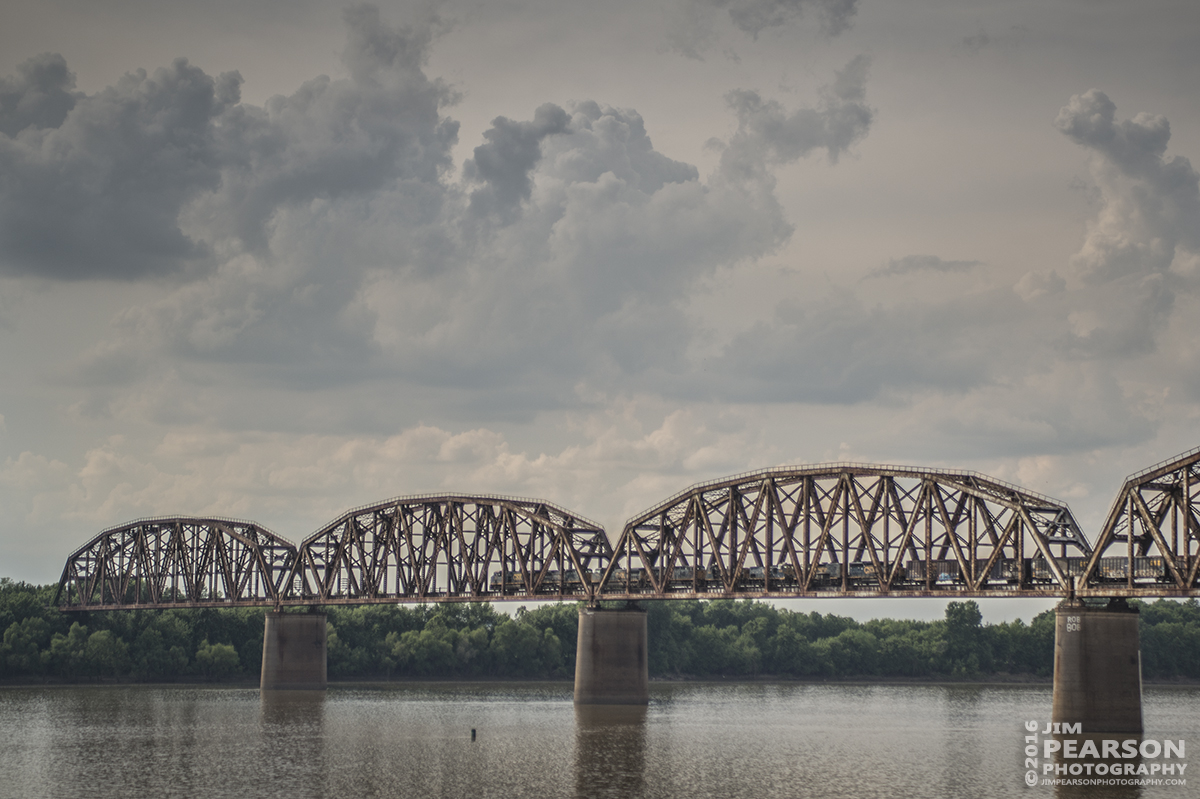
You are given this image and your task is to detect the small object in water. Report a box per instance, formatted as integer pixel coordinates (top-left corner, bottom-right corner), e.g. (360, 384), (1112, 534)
(471, 728), (476, 741)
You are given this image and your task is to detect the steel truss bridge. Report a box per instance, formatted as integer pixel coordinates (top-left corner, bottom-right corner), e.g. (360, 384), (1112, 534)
(54, 447), (1200, 610)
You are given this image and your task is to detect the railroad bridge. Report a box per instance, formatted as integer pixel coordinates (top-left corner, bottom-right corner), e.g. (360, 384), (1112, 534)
(53, 446), (1200, 731)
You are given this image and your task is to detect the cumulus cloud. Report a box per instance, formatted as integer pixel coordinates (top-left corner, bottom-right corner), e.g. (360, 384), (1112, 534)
(684, 88), (1200, 449)
(0, 404), (780, 538)
(47, 39), (1198, 474)
(1051, 90), (1200, 358)
(464, 103), (570, 223)
(17, 6), (869, 424)
(196, 3), (460, 252)
(0, 4), (458, 279)
(355, 97), (793, 403)
(1056, 89), (1200, 284)
(0, 52), (81, 137)
(715, 54), (872, 178)
(0, 56), (238, 279)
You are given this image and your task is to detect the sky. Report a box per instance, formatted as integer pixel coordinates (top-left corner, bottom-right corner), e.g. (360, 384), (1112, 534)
(2, 0), (1199, 621)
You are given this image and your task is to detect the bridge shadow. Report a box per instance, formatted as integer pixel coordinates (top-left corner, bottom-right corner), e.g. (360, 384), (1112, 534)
(573, 704), (648, 799)
(260, 689), (327, 715)
(259, 690), (328, 744)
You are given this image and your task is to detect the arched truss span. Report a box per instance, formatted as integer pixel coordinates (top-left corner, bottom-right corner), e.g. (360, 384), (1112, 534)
(54, 517), (298, 610)
(294, 494), (612, 603)
(597, 464), (1091, 598)
(1077, 447), (1200, 596)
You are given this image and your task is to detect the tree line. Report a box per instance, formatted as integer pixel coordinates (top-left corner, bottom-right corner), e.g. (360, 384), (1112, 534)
(3, 578), (1199, 682)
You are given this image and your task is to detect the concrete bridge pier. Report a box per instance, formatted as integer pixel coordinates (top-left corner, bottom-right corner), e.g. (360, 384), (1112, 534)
(574, 605), (649, 705)
(260, 610), (328, 691)
(1052, 599), (1142, 734)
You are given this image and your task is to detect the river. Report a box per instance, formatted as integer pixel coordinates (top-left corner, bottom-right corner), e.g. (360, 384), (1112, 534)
(1, 682), (1195, 798)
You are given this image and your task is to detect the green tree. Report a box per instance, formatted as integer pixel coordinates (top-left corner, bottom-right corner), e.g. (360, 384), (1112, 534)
(84, 630), (131, 676)
(489, 619), (543, 676)
(828, 628), (880, 675)
(132, 627), (188, 679)
(943, 600), (986, 675)
(195, 640), (240, 679)
(48, 622), (91, 676)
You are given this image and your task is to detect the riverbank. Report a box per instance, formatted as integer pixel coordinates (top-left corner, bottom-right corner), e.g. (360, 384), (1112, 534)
(6, 580), (1200, 684)
(8, 672), (1200, 688)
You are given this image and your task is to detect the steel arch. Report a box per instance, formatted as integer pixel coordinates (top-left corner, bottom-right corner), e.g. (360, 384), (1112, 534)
(53, 516), (298, 610)
(1077, 446), (1200, 596)
(597, 463), (1091, 599)
(292, 494), (612, 603)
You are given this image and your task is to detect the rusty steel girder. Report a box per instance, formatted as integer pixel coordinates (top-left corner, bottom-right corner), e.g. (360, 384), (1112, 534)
(53, 449), (1200, 612)
(596, 463), (1092, 600)
(292, 494), (612, 604)
(1076, 446), (1200, 597)
(53, 517), (298, 610)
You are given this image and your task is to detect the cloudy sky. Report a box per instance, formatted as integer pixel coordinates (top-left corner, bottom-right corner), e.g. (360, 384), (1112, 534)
(2, 0), (1199, 619)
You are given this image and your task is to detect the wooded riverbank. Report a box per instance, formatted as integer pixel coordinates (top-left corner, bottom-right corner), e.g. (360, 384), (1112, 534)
(4, 578), (1198, 683)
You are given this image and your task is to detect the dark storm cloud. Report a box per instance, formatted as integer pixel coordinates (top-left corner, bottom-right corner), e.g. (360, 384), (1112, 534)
(463, 103), (570, 223)
(716, 55), (871, 178)
(0, 56), (237, 279)
(0, 53), (81, 136)
(0, 4), (458, 279)
(199, 4), (459, 251)
(22, 4), (884, 428)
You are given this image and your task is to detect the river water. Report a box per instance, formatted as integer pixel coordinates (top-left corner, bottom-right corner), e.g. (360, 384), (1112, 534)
(0, 682), (1195, 799)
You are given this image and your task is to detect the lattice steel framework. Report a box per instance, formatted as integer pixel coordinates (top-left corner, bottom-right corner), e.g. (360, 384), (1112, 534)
(294, 494), (612, 603)
(1077, 446), (1200, 597)
(56, 451), (1200, 611)
(597, 464), (1092, 599)
(54, 517), (298, 610)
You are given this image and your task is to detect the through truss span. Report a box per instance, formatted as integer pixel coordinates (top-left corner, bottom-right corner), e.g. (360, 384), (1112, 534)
(54, 517), (297, 610)
(294, 494), (612, 604)
(1076, 446), (1200, 597)
(596, 463), (1091, 599)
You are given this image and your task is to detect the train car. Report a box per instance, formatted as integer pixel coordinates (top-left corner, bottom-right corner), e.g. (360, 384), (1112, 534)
(488, 570), (530, 593)
(906, 560), (957, 583)
(667, 566), (707, 589)
(821, 561), (843, 583)
(607, 568), (647, 591)
(1133, 556), (1167, 580)
(970, 559), (1019, 585)
(1028, 556), (1090, 583)
(732, 565), (786, 589)
(1097, 557), (1127, 581)
(1063, 557), (1089, 578)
